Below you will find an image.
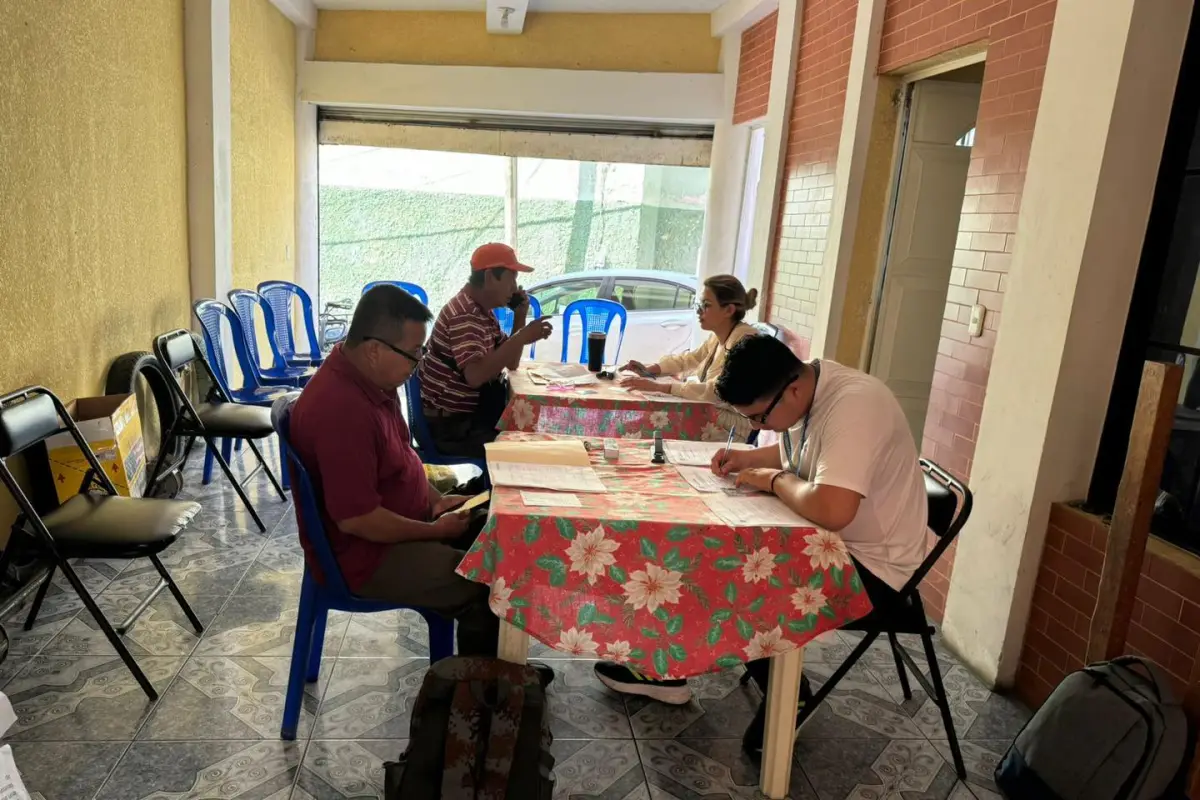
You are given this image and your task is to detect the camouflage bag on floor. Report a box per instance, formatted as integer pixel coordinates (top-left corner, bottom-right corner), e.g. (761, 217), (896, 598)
(383, 656), (555, 800)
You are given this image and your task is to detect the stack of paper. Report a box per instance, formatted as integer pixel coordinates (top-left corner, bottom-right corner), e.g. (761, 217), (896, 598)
(528, 363), (591, 381)
(676, 465), (754, 494)
(485, 438), (607, 493)
(663, 440), (753, 467)
(703, 495), (809, 527)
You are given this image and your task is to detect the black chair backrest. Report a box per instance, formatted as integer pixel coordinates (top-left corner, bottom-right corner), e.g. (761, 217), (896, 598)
(0, 392), (61, 458)
(899, 458), (973, 596)
(156, 329), (199, 372)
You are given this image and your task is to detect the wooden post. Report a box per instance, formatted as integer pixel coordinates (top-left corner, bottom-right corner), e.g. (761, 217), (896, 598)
(1086, 361), (1182, 663)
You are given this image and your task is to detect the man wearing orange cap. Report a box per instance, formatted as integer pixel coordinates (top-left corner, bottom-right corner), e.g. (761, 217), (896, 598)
(419, 243), (553, 457)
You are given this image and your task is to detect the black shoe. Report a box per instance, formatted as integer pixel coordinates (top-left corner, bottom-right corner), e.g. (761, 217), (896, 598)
(593, 662), (692, 705)
(529, 660), (555, 690)
(742, 674), (814, 759)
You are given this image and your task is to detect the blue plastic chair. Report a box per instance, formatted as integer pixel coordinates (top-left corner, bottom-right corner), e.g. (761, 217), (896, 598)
(493, 295), (543, 359)
(256, 280), (324, 368)
(193, 300), (291, 488)
(403, 371), (489, 483)
(228, 290), (316, 388)
(362, 281), (429, 305)
(273, 401), (454, 740)
(561, 298), (628, 364)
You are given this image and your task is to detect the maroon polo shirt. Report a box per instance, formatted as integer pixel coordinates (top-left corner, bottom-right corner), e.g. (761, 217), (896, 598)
(290, 344), (431, 590)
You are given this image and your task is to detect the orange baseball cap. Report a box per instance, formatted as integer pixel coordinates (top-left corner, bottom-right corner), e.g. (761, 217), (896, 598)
(470, 242), (534, 273)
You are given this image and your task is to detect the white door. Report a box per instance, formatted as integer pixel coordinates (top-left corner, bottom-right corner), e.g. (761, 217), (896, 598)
(869, 79), (982, 442)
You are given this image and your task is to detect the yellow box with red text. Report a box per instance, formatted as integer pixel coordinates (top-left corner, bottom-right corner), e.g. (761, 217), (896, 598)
(45, 394), (146, 504)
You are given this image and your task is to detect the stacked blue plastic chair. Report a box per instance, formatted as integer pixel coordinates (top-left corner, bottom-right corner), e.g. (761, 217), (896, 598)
(228, 290), (316, 388)
(256, 280), (324, 368)
(192, 300), (291, 488)
(403, 371), (488, 486)
(362, 281), (428, 305)
(274, 400), (453, 739)
(561, 298), (628, 364)
(493, 295), (543, 359)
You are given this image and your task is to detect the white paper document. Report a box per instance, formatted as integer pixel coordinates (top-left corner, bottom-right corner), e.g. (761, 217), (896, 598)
(0, 745), (30, 800)
(704, 495), (810, 527)
(663, 440), (753, 467)
(552, 373), (600, 387)
(675, 465), (751, 494)
(521, 491), (583, 507)
(530, 363), (591, 380)
(489, 461), (607, 493)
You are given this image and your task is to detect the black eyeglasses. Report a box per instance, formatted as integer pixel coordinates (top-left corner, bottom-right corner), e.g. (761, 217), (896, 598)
(744, 375), (799, 425)
(365, 336), (423, 364)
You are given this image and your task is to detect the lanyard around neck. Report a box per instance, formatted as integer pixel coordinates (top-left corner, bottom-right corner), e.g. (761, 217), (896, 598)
(782, 361), (821, 477)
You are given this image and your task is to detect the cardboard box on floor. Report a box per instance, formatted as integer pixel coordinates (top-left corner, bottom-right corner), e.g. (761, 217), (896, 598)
(45, 394), (146, 504)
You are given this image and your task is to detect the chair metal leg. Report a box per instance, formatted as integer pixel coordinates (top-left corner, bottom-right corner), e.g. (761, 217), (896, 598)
(245, 439), (287, 502)
(796, 631), (881, 728)
(203, 435), (267, 532)
(887, 632), (913, 701)
(922, 630), (966, 780)
(116, 579), (167, 635)
(179, 436), (197, 473)
(59, 559), (158, 701)
(150, 554), (204, 633)
(282, 573), (318, 740)
(202, 447), (215, 486)
(24, 566), (55, 631)
(306, 606), (328, 683)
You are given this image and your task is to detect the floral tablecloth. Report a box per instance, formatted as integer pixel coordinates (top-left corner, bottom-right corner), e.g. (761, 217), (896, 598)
(498, 368), (727, 441)
(457, 433), (873, 680)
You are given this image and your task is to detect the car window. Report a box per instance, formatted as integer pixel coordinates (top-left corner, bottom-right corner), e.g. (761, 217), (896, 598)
(530, 279), (600, 316)
(675, 288), (695, 310)
(611, 279), (683, 312)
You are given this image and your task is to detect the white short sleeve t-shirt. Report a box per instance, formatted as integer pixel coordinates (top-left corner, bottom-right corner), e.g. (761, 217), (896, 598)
(779, 360), (934, 591)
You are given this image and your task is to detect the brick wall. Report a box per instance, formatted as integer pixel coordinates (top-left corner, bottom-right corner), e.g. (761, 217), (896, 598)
(1015, 504), (1200, 709)
(876, 0), (1058, 621)
(733, 12), (778, 125)
(765, 0), (858, 344)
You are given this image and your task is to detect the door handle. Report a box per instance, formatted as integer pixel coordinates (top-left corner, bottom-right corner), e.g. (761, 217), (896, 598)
(660, 322), (687, 329)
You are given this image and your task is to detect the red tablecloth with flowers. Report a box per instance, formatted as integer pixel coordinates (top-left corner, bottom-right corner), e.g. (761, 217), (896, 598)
(456, 432), (873, 680)
(498, 368), (727, 441)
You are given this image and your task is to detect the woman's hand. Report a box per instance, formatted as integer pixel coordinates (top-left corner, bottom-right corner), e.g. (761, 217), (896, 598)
(734, 468), (782, 493)
(619, 360), (660, 377)
(619, 376), (670, 393)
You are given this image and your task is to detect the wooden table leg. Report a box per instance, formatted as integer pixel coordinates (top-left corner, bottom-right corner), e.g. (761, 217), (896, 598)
(760, 648), (804, 799)
(498, 620), (530, 664)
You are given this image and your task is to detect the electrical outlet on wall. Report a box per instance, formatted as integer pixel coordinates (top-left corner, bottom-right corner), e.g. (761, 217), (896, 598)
(968, 303), (986, 338)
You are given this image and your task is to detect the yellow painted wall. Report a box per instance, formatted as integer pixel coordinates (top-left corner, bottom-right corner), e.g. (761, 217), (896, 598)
(0, 0), (191, 536)
(315, 10), (721, 73)
(231, 0), (297, 297)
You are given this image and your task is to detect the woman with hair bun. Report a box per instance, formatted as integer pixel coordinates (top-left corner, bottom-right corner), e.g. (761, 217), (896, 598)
(619, 274), (759, 408)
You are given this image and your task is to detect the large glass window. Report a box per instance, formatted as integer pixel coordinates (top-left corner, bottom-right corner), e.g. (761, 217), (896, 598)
(318, 145), (710, 314)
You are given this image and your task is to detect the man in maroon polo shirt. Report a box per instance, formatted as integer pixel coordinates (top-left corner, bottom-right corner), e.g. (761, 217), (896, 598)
(290, 285), (498, 656)
(419, 242), (553, 458)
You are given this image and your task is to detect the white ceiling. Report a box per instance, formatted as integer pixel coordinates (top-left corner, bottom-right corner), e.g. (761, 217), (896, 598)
(315, 0), (725, 12)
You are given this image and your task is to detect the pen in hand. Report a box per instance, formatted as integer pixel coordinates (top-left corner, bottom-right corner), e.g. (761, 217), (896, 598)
(720, 425), (736, 468)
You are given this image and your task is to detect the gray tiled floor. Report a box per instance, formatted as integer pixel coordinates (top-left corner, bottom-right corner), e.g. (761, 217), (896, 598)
(0, 443), (1027, 799)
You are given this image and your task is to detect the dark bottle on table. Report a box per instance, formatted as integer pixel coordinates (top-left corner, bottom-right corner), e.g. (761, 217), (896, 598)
(586, 331), (606, 372)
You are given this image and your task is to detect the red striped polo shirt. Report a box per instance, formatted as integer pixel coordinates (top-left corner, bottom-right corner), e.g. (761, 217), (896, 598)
(419, 287), (506, 414)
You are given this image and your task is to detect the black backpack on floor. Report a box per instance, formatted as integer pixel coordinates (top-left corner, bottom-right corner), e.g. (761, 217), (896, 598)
(995, 656), (1194, 799)
(384, 656), (555, 800)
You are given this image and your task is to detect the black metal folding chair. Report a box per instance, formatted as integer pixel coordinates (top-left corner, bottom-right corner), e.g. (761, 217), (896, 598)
(0, 386), (204, 701)
(147, 329), (287, 533)
(804, 459), (973, 778)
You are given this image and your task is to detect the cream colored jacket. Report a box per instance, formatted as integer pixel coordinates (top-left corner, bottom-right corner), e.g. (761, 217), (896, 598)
(657, 322), (757, 403)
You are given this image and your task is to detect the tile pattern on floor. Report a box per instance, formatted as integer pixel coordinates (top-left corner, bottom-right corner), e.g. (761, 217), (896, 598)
(0, 443), (1027, 798)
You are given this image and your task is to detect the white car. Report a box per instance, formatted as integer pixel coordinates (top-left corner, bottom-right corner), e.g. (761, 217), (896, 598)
(523, 270), (699, 366)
